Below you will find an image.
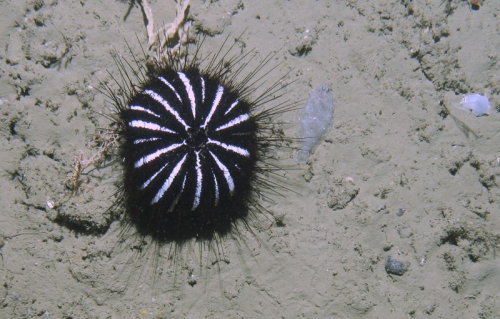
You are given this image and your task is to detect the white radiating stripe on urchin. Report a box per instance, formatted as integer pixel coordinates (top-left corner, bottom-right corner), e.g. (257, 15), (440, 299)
(201, 77), (205, 103)
(213, 172), (219, 206)
(134, 137), (160, 144)
(215, 114), (250, 131)
(177, 72), (196, 119)
(134, 142), (184, 168)
(140, 162), (168, 190)
(129, 120), (176, 134)
(152, 153), (188, 204)
(169, 175), (186, 212)
(208, 138), (250, 157)
(224, 100), (239, 115)
(209, 151), (234, 194)
(144, 89), (189, 129)
(202, 85), (224, 128)
(131, 105), (161, 117)
(192, 151), (202, 210)
(158, 76), (182, 103)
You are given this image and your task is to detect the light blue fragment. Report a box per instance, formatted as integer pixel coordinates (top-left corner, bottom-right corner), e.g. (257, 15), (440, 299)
(296, 83), (335, 163)
(459, 94), (490, 117)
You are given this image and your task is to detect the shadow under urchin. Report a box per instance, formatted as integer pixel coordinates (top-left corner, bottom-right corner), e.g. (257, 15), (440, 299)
(102, 33), (297, 281)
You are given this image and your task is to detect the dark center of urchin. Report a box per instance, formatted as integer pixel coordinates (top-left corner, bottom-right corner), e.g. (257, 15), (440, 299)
(120, 67), (258, 241)
(186, 126), (208, 149)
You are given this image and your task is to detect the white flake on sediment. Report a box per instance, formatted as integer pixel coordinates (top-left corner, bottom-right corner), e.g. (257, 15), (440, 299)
(152, 153), (187, 204)
(129, 120), (176, 134)
(208, 138), (250, 157)
(131, 105), (161, 117)
(202, 85), (223, 128)
(192, 150), (202, 210)
(134, 142), (184, 168)
(177, 72), (196, 119)
(144, 89), (189, 129)
(216, 114), (249, 131)
(224, 100), (239, 115)
(158, 76), (182, 103)
(210, 151), (234, 194)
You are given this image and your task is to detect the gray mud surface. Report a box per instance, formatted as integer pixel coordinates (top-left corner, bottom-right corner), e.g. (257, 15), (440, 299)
(1, 0), (500, 318)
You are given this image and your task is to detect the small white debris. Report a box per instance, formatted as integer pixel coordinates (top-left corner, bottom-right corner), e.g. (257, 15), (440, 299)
(456, 94), (490, 116)
(46, 197), (55, 209)
(296, 83), (335, 163)
(344, 176), (354, 183)
(420, 256), (426, 266)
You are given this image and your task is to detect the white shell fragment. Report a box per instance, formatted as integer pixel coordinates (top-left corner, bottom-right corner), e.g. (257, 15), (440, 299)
(46, 197), (55, 209)
(296, 83), (335, 163)
(456, 94), (490, 117)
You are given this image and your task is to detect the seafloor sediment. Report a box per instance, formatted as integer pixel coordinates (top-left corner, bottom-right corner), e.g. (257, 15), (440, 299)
(0, 0), (499, 318)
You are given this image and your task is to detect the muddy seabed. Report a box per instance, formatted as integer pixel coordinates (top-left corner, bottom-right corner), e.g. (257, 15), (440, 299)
(1, 0), (500, 318)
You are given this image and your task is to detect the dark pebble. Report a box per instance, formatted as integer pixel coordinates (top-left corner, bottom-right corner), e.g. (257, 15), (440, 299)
(385, 254), (410, 276)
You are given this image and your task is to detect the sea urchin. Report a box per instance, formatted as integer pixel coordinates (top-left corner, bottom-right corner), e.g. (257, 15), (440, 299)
(103, 34), (295, 280)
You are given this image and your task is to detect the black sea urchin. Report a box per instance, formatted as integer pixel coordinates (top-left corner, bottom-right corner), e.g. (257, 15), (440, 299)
(103, 35), (295, 280)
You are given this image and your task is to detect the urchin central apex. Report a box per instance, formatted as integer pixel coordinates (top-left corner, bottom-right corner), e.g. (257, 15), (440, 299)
(187, 126), (208, 149)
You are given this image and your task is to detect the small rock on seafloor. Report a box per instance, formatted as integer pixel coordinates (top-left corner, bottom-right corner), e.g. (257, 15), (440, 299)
(385, 254), (410, 276)
(296, 83), (335, 163)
